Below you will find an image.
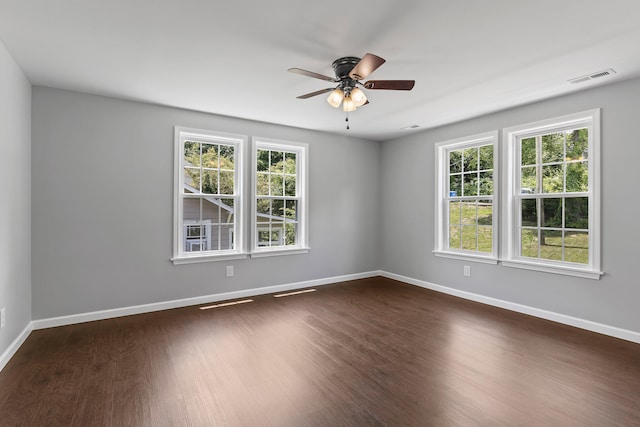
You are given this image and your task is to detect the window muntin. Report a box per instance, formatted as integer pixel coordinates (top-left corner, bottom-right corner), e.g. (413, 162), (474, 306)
(503, 109), (601, 278)
(435, 131), (498, 262)
(174, 128), (245, 262)
(252, 139), (308, 255)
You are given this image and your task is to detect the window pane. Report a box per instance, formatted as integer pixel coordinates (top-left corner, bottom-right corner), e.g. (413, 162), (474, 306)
(521, 199), (537, 227)
(449, 150), (462, 174)
(478, 200), (492, 226)
(219, 171), (234, 195)
(566, 161), (588, 192)
(478, 226), (492, 253)
(272, 199), (285, 219)
(541, 133), (564, 163)
(521, 229), (538, 258)
(184, 167), (200, 193)
(479, 145), (493, 171)
(270, 221), (284, 246)
(256, 198), (271, 217)
(203, 208), (218, 251)
(463, 147), (478, 172)
(463, 173), (478, 196)
(270, 151), (284, 172)
(184, 141), (200, 167)
(564, 231), (589, 264)
(220, 145), (234, 170)
(284, 223), (297, 245)
(285, 200), (297, 220)
(270, 174), (284, 196)
(201, 144), (219, 169)
(219, 199), (235, 224)
(461, 201), (477, 225)
(479, 171), (493, 195)
(284, 175), (296, 197)
(257, 150), (269, 172)
(542, 198), (562, 228)
(521, 166), (537, 194)
(258, 229), (272, 247)
(565, 197), (588, 229)
(284, 152), (297, 174)
(542, 164), (563, 193)
(220, 224), (234, 250)
(449, 201), (461, 225)
(449, 174), (461, 197)
(449, 225), (461, 249)
(521, 137), (536, 166)
(540, 230), (563, 261)
(183, 198), (200, 223)
(256, 173), (269, 196)
(566, 128), (588, 161)
(461, 226), (477, 250)
(201, 170), (218, 194)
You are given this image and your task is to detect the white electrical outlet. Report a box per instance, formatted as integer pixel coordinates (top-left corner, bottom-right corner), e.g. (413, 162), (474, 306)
(226, 265), (234, 277)
(1, 307), (5, 329)
(463, 266), (471, 277)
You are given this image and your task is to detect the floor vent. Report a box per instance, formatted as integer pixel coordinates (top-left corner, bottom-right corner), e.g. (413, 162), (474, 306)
(569, 68), (616, 84)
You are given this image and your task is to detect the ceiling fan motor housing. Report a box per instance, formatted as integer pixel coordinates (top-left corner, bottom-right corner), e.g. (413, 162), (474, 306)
(332, 56), (360, 93)
(332, 57), (360, 79)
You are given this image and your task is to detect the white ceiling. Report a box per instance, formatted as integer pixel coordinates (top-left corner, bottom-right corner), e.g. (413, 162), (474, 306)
(2, 0), (640, 141)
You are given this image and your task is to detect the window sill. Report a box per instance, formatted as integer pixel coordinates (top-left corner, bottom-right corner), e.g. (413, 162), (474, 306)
(433, 250), (499, 264)
(172, 252), (248, 265)
(502, 259), (602, 280)
(250, 247), (310, 258)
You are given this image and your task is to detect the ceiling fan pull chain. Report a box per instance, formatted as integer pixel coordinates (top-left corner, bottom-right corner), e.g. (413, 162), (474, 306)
(345, 113), (350, 130)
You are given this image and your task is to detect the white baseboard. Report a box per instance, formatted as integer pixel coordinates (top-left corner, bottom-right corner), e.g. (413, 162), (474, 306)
(380, 270), (640, 344)
(0, 323), (33, 373)
(31, 270), (381, 330)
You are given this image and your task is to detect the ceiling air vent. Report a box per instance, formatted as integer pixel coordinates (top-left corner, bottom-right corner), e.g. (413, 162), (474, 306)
(569, 68), (616, 84)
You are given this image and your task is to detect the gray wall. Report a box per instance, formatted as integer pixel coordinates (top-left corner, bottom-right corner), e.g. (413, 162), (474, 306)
(31, 87), (380, 319)
(0, 42), (32, 355)
(380, 77), (640, 333)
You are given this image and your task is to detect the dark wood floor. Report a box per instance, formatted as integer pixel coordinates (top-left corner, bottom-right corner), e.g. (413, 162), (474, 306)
(1, 277), (639, 426)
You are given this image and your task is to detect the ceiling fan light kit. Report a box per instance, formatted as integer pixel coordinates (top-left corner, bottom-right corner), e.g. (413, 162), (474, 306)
(289, 53), (415, 127)
(326, 88), (344, 108)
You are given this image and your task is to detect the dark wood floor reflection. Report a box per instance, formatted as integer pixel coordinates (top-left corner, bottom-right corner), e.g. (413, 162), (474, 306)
(1, 277), (639, 426)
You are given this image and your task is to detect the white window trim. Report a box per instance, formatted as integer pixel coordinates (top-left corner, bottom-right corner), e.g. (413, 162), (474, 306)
(434, 130), (499, 264)
(172, 127), (248, 265)
(501, 109), (602, 279)
(250, 137), (310, 258)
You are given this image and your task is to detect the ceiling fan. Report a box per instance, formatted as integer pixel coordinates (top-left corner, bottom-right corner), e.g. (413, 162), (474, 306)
(288, 53), (415, 114)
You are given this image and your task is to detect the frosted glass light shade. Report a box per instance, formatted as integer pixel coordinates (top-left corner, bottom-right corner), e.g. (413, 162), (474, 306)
(342, 96), (356, 112)
(326, 89), (344, 108)
(350, 87), (367, 107)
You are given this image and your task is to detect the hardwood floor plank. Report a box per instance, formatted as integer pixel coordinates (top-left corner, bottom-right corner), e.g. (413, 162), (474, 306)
(0, 277), (639, 426)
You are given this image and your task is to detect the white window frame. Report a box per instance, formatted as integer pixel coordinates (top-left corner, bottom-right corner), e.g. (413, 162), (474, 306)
(434, 130), (499, 264)
(172, 127), (248, 264)
(502, 109), (601, 279)
(251, 137), (309, 257)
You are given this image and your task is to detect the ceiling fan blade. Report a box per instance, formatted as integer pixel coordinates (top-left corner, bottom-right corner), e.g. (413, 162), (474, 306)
(363, 80), (415, 90)
(349, 53), (386, 80)
(296, 88), (334, 99)
(288, 68), (337, 82)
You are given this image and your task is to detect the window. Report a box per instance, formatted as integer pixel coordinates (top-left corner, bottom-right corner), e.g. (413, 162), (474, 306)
(251, 138), (308, 256)
(434, 131), (498, 262)
(503, 109), (601, 279)
(173, 128), (246, 264)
